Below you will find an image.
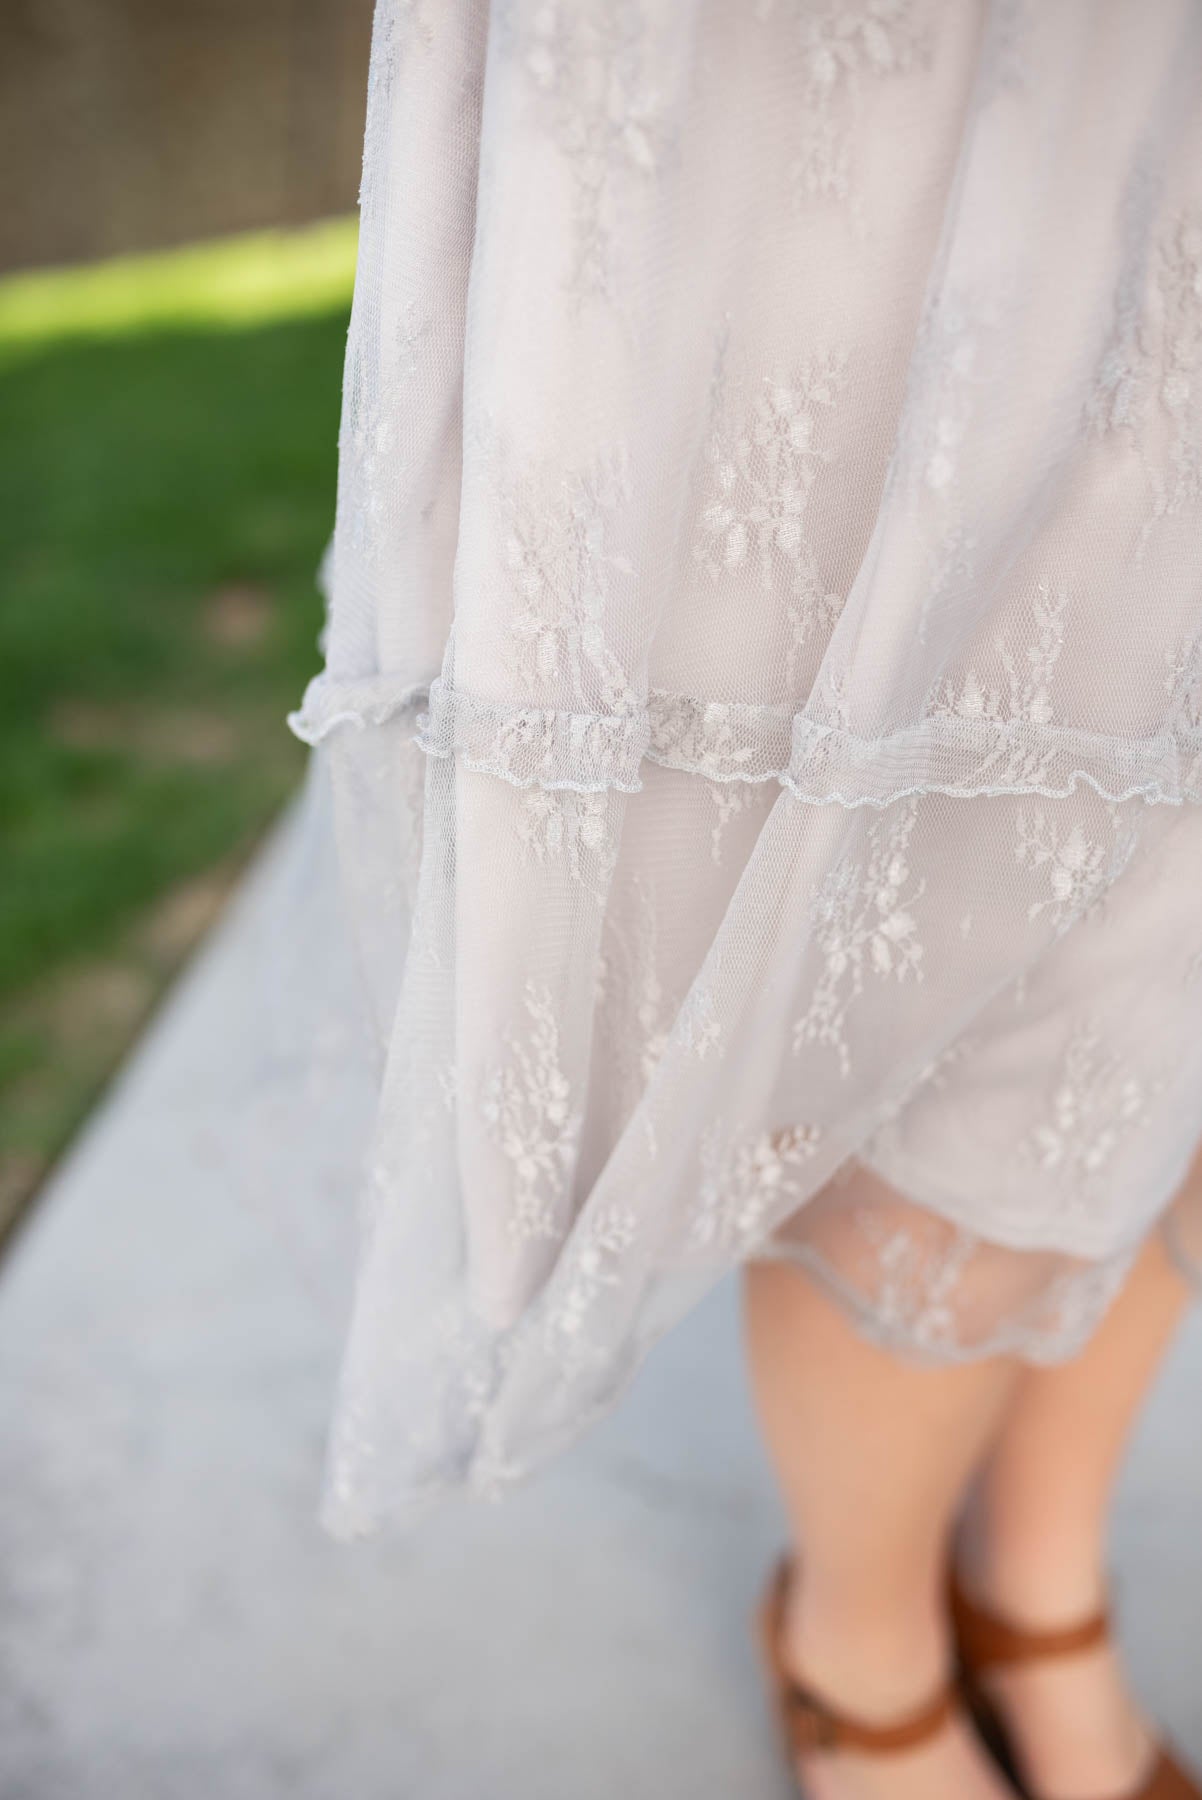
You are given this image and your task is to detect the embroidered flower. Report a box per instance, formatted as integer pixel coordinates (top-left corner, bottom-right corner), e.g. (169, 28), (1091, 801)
(755, 0), (927, 211)
(516, 787), (617, 902)
(500, 1), (674, 303)
(676, 982), (722, 1060)
(1020, 1022), (1157, 1207)
(481, 983), (581, 1242)
(487, 433), (640, 715)
(549, 1204), (639, 1342)
(1089, 207), (1202, 551)
(695, 353), (849, 686)
(926, 582), (1071, 785)
(1014, 804), (1138, 932)
(793, 797), (926, 1076)
(692, 1122), (822, 1253)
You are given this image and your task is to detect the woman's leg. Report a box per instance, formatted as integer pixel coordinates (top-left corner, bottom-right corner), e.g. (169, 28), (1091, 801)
(957, 1221), (1196, 1799)
(743, 1253), (1021, 1799)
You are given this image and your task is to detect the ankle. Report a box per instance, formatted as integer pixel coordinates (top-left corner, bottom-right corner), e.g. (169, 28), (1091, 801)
(956, 1508), (1108, 1627)
(783, 1585), (952, 1720)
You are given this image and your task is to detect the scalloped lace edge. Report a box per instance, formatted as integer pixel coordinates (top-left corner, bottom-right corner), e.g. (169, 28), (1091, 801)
(287, 671), (1202, 809)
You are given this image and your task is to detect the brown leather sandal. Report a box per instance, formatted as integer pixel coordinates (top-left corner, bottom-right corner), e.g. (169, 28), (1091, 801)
(757, 1557), (956, 1778)
(950, 1570), (1201, 1800)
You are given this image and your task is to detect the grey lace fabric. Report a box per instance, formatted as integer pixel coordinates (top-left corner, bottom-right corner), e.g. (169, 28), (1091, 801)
(283, 0), (1202, 1537)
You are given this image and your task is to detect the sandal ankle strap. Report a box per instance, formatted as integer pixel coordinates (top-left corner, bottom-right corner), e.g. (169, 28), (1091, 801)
(782, 1673), (956, 1755)
(950, 1568), (1110, 1673)
(762, 1558), (955, 1758)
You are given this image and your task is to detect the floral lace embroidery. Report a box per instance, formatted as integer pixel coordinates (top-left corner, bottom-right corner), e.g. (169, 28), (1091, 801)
(692, 1122), (821, 1254)
(926, 581), (1070, 785)
(341, 301), (434, 564)
(1155, 214), (1202, 522)
(626, 876), (671, 1086)
(1166, 629), (1202, 728)
(904, 281), (1008, 498)
(793, 796), (925, 1077)
(898, 281), (1009, 643)
(499, 0), (673, 304)
(487, 430), (640, 714)
(516, 787), (617, 903)
(929, 581), (1066, 729)
(851, 1209), (979, 1353)
(1019, 1021), (1158, 1206)
(1014, 801), (1137, 932)
(1166, 626), (1202, 797)
(1089, 208), (1202, 552)
(648, 692), (790, 780)
(481, 983), (581, 1242)
(754, 0), (927, 213)
(694, 353), (849, 687)
(341, 0), (443, 562)
(676, 981), (722, 1060)
(708, 780), (757, 865)
(1086, 151), (1167, 441)
(548, 1203), (639, 1342)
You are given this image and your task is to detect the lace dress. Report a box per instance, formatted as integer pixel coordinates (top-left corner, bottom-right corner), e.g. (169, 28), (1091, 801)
(287, 0), (1202, 1537)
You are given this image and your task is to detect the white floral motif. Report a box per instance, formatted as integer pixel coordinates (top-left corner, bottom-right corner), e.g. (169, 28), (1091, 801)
(1089, 208), (1202, 552)
(1165, 629), (1202, 730)
(854, 1213), (979, 1354)
(481, 983), (581, 1242)
(676, 982), (722, 1060)
(342, 300), (434, 562)
(1155, 214), (1202, 520)
(345, 0), (437, 560)
(927, 582), (1070, 785)
(648, 692), (791, 781)
(1021, 1022), (1156, 1206)
(1014, 803), (1136, 932)
(904, 285), (1006, 497)
(1165, 628), (1202, 795)
(755, 0), (927, 212)
(814, 661), (852, 733)
(708, 781), (757, 865)
(793, 797), (925, 1077)
(549, 1203), (639, 1342)
(695, 353), (849, 685)
(627, 879), (671, 1087)
(491, 436), (639, 715)
(1086, 155), (1166, 441)
(693, 1122), (821, 1253)
(516, 787), (617, 903)
(501, 1), (672, 303)
(930, 582), (1066, 729)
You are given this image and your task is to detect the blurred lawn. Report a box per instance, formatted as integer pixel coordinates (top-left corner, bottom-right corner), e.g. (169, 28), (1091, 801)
(0, 219), (357, 1237)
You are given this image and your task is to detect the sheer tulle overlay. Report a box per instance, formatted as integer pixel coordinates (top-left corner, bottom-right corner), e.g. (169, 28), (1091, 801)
(284, 0), (1202, 1536)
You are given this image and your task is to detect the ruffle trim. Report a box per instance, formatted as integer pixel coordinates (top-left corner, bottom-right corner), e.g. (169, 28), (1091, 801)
(288, 671), (1202, 809)
(287, 672), (429, 744)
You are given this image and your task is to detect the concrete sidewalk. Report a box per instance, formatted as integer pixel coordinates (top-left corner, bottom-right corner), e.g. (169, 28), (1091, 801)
(0, 816), (1198, 1799)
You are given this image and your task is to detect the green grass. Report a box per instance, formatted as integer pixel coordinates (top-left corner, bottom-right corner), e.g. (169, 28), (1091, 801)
(0, 219), (357, 1232)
